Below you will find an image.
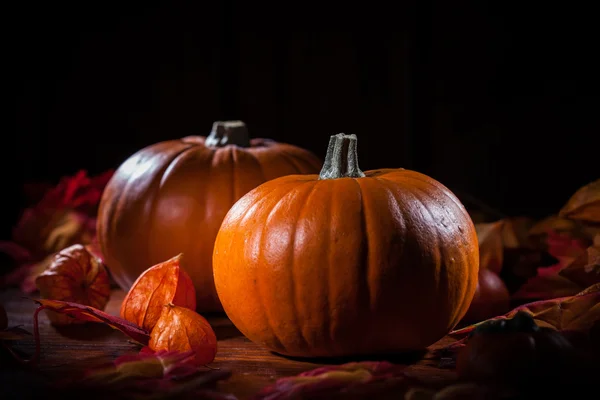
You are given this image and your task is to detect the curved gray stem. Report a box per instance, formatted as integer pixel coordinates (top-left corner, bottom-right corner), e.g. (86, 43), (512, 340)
(319, 133), (365, 180)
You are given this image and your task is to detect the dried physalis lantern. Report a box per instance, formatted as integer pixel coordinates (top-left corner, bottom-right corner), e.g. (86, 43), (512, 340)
(35, 244), (111, 325)
(120, 254), (196, 331)
(149, 303), (217, 366)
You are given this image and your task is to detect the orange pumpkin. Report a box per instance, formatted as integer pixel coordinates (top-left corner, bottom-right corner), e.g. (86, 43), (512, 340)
(97, 121), (321, 311)
(213, 133), (480, 357)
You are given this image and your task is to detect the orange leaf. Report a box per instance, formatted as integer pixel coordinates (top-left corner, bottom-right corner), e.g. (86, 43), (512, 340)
(475, 220), (504, 274)
(559, 179), (600, 223)
(451, 283), (600, 336)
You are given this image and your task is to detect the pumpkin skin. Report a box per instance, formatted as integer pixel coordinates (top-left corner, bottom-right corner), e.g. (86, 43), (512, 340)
(213, 133), (479, 357)
(97, 121), (321, 312)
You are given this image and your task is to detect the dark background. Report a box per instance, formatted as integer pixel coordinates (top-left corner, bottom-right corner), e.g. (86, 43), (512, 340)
(4, 2), (599, 239)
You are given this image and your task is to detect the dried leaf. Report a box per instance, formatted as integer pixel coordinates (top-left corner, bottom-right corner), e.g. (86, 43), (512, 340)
(451, 283), (600, 337)
(559, 179), (600, 223)
(546, 230), (588, 267)
(12, 208), (96, 257)
(501, 217), (536, 249)
(32, 298), (150, 345)
(559, 236), (600, 287)
(251, 361), (416, 400)
(35, 244), (112, 325)
(475, 221), (504, 273)
(54, 350), (234, 400)
(528, 215), (600, 245)
(36, 169), (115, 215)
(513, 233), (598, 301)
(79, 351), (200, 384)
(0, 170), (113, 293)
(511, 273), (583, 301)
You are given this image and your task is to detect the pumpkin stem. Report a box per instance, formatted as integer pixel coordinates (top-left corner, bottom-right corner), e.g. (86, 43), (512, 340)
(205, 121), (250, 148)
(319, 133), (365, 180)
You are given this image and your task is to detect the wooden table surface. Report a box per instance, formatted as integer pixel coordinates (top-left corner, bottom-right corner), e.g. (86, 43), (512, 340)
(1, 288), (458, 399)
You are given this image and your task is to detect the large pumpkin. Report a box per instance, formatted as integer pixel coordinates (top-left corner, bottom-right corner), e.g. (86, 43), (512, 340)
(97, 121), (321, 311)
(213, 133), (479, 357)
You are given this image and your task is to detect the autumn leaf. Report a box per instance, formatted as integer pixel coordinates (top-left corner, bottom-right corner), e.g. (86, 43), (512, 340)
(36, 169), (115, 215)
(251, 361), (418, 400)
(558, 234), (600, 287)
(512, 232), (598, 301)
(32, 298), (150, 345)
(559, 179), (600, 223)
(0, 170), (113, 293)
(451, 283), (600, 336)
(545, 230), (589, 267)
(475, 220), (504, 274)
(52, 350), (235, 400)
(11, 298), (149, 366)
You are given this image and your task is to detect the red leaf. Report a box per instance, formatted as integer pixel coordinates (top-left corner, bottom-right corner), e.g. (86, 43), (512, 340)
(451, 283), (600, 337)
(251, 361), (416, 400)
(546, 230), (588, 267)
(12, 299), (149, 366)
(0, 241), (34, 264)
(513, 235), (599, 301)
(0, 170), (113, 292)
(37, 169), (114, 214)
(32, 298), (150, 345)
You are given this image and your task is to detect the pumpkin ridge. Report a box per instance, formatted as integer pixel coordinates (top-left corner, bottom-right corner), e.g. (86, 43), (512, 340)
(257, 183), (311, 353)
(384, 170), (470, 217)
(110, 143), (192, 282)
(148, 146), (199, 265)
(273, 145), (312, 174)
(218, 178), (303, 341)
(411, 181), (473, 331)
(291, 181), (322, 353)
(354, 178), (373, 316)
(194, 147), (215, 256)
(248, 149), (267, 184)
(394, 174), (478, 326)
(274, 144), (323, 173)
(324, 181), (334, 353)
(407, 183), (448, 323)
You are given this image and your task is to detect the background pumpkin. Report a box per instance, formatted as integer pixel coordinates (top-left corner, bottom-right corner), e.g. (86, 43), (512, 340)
(97, 121), (321, 312)
(462, 267), (510, 323)
(213, 133), (479, 357)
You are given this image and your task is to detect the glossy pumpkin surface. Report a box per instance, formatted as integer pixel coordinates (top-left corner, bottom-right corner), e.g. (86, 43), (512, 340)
(213, 133), (479, 357)
(97, 121), (321, 311)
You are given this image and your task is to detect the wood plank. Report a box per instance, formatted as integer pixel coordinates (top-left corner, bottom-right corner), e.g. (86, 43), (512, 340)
(1, 288), (457, 399)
